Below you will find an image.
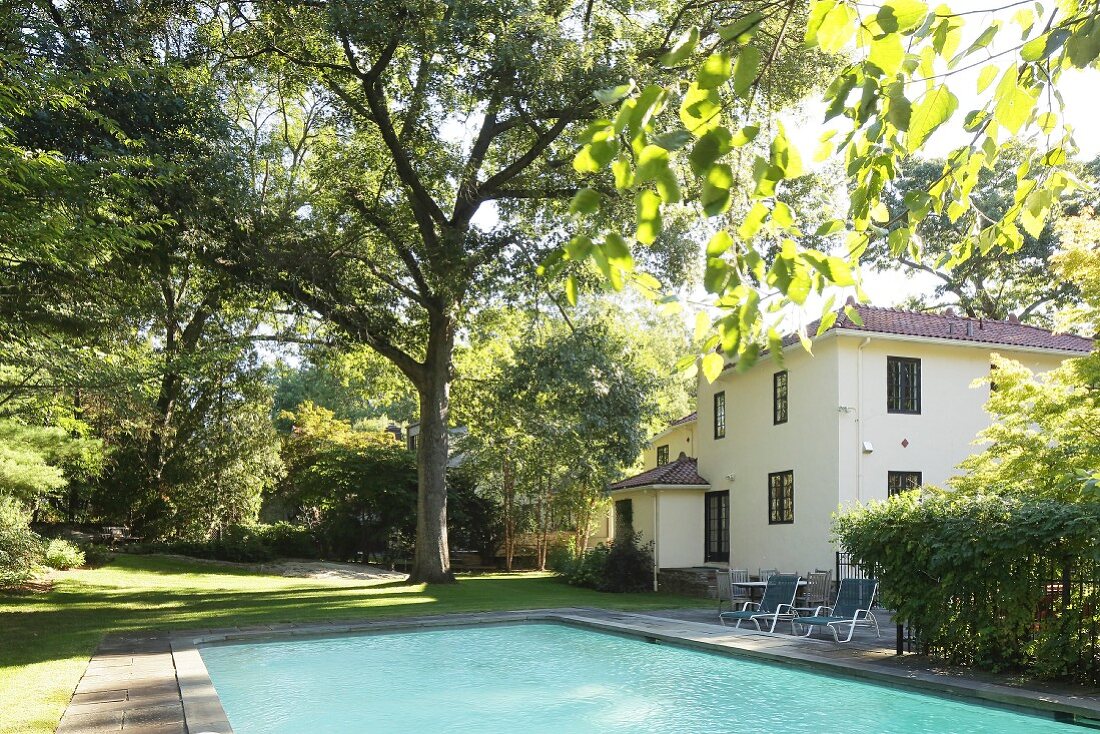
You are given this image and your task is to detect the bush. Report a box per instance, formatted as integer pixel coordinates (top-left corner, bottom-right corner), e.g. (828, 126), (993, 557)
(0, 498), (44, 588)
(44, 538), (85, 570)
(560, 533), (653, 593)
(835, 492), (1100, 682)
(81, 543), (112, 567)
(256, 522), (320, 559)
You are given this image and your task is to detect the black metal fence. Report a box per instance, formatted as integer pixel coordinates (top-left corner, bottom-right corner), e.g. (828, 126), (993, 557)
(837, 550), (1100, 677)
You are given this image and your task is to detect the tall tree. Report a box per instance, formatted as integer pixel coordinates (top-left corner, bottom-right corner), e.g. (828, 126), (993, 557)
(870, 147), (1096, 324)
(207, 0), (812, 581)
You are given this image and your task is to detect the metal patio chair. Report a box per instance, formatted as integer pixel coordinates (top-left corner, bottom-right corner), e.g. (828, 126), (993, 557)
(793, 578), (881, 643)
(719, 574), (801, 633)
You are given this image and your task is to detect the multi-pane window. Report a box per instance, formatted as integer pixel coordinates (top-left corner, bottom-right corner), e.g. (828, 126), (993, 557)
(408, 434), (417, 452)
(704, 491), (730, 562)
(768, 471), (794, 524)
(887, 356), (922, 414)
(656, 444), (670, 466)
(888, 471), (923, 497)
(773, 370), (788, 425)
(714, 391), (726, 439)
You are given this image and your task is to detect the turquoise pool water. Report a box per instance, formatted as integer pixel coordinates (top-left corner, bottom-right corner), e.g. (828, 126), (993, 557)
(199, 623), (1081, 733)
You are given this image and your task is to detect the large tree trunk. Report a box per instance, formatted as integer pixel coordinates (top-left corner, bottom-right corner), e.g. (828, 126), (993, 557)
(409, 313), (457, 584)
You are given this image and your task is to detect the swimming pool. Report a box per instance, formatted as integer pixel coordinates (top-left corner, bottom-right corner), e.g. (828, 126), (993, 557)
(199, 622), (1082, 733)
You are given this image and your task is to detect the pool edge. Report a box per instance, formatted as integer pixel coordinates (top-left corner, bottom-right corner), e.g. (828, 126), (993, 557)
(61, 608), (1100, 733)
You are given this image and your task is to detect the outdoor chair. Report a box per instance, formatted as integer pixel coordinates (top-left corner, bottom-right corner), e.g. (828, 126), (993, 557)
(793, 578), (881, 643)
(719, 574), (801, 633)
(794, 570), (831, 615)
(716, 569), (752, 615)
(758, 568), (778, 582)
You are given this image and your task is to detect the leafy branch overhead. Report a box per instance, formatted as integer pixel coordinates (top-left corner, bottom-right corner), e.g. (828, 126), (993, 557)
(562, 0), (1100, 372)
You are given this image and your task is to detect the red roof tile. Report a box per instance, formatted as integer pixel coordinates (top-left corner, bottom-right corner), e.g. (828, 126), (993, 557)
(608, 454), (709, 491)
(798, 305), (1094, 354)
(668, 411), (697, 427)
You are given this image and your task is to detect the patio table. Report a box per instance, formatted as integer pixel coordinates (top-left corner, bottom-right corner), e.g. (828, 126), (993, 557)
(732, 579), (807, 603)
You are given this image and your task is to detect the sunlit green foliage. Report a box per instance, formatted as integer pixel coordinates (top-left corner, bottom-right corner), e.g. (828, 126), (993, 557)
(567, 0), (1100, 368)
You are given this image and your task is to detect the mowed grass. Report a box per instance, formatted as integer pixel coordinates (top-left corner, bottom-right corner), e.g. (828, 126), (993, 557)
(1, 554), (708, 733)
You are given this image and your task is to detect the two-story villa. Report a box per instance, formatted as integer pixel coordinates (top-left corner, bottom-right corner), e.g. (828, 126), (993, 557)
(608, 304), (1094, 588)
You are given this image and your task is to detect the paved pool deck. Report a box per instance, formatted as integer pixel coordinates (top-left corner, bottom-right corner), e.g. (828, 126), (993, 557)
(55, 608), (1100, 733)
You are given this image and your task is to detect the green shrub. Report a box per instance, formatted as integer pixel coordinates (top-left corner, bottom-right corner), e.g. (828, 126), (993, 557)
(44, 538), (85, 570)
(560, 533), (653, 593)
(835, 492), (1100, 682)
(81, 543), (112, 567)
(0, 498), (44, 588)
(256, 522), (320, 559)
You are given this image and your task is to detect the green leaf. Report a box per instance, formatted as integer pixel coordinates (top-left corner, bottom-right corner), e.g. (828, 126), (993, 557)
(869, 32), (905, 76)
(660, 27), (699, 67)
(698, 53), (732, 90)
(803, 251), (856, 286)
(976, 64), (998, 93)
(635, 190), (663, 244)
(1066, 16), (1100, 69)
(637, 144), (670, 182)
(811, 2), (858, 53)
(604, 233), (633, 269)
(688, 127), (733, 175)
(651, 128), (694, 150)
(701, 352), (725, 382)
(719, 10), (764, 43)
(628, 84), (667, 135)
(701, 164), (734, 216)
(877, 0), (928, 34)
(569, 188), (600, 215)
(564, 275), (578, 306)
(737, 201), (770, 240)
(706, 230), (734, 257)
(612, 156), (634, 190)
(565, 235), (594, 261)
(732, 45), (761, 96)
(704, 257), (730, 293)
(594, 81), (635, 105)
(731, 126), (760, 146)
(906, 85), (958, 153)
(992, 65), (1037, 135)
(680, 82), (721, 136)
(769, 125), (804, 178)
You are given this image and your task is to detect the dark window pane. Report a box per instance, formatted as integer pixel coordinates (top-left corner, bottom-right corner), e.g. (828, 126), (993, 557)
(705, 491), (729, 561)
(714, 391), (726, 439)
(656, 444), (669, 466)
(888, 471), (922, 497)
(768, 471), (794, 524)
(887, 357), (921, 414)
(773, 370), (788, 424)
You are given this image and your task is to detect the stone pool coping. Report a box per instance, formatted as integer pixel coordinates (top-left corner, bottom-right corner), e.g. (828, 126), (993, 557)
(58, 608), (1100, 733)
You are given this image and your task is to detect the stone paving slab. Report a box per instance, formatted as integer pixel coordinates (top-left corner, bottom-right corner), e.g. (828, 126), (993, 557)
(54, 607), (1100, 733)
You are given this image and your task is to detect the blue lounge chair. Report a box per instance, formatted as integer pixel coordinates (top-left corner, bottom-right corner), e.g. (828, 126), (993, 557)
(719, 574), (801, 633)
(793, 578), (881, 643)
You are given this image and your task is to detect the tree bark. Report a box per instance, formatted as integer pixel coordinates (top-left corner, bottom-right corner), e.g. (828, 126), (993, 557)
(408, 311), (457, 584)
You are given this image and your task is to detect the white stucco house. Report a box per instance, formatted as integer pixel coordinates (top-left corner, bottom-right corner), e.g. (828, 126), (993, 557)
(607, 304), (1094, 589)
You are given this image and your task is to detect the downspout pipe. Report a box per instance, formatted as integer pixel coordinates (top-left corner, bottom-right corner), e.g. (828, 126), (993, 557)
(856, 337), (872, 503)
(652, 491), (659, 592)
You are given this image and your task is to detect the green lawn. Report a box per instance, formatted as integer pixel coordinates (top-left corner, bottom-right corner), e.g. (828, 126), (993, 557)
(1, 554), (707, 734)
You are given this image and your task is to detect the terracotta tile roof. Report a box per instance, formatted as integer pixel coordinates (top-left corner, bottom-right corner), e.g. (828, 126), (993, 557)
(608, 453), (709, 491)
(794, 304), (1094, 354)
(668, 411), (697, 427)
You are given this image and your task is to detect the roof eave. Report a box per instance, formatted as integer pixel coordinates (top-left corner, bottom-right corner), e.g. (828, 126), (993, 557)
(831, 328), (1093, 357)
(607, 482), (711, 494)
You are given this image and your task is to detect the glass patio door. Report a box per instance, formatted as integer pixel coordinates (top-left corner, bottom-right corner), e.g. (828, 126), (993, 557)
(704, 491), (729, 562)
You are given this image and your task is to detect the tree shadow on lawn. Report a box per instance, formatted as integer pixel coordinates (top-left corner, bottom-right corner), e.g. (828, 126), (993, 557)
(3, 568), (705, 670)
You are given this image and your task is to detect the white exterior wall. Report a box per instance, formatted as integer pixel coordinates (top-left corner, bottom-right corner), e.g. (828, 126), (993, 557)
(618, 329), (1079, 579)
(656, 491), (705, 568)
(697, 340), (842, 575)
(836, 335), (1070, 508)
(606, 488), (704, 568)
(641, 422), (697, 468)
